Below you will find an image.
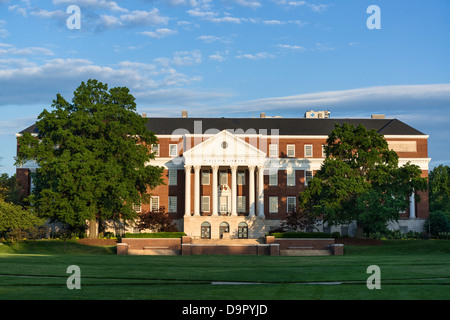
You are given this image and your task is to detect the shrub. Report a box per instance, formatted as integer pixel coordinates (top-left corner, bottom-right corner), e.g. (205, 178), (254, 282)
(331, 232), (341, 239)
(123, 232), (186, 238)
(424, 210), (450, 237)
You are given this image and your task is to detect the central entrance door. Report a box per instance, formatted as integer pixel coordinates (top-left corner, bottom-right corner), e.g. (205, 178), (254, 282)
(219, 222), (230, 239)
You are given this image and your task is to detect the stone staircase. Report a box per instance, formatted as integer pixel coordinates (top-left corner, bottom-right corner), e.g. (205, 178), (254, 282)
(191, 238), (263, 245)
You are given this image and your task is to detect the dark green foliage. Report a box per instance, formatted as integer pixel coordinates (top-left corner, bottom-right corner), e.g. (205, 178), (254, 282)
(15, 79), (164, 232)
(424, 210), (450, 237)
(123, 232), (186, 238)
(299, 123), (428, 235)
(428, 164), (450, 213)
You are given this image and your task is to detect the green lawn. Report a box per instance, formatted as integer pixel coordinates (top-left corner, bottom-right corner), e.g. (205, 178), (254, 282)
(0, 239), (449, 300)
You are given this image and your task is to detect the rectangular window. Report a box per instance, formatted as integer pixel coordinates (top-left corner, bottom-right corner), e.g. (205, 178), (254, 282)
(151, 196), (159, 212)
(132, 203), (141, 213)
(287, 197), (296, 213)
(169, 144), (177, 157)
(201, 170), (210, 185)
(305, 145), (313, 157)
(201, 196), (210, 213)
(220, 171), (228, 185)
(237, 196), (246, 213)
(168, 196), (177, 213)
(287, 169), (295, 186)
(168, 169), (177, 186)
(269, 171), (278, 186)
(152, 144), (159, 157)
(305, 170), (313, 186)
(237, 171), (245, 185)
(269, 144), (278, 158)
(287, 145), (295, 157)
(269, 197), (278, 213)
(322, 144), (326, 158)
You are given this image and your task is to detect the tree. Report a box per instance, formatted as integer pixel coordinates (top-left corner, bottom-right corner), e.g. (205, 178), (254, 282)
(0, 173), (24, 206)
(135, 207), (179, 232)
(428, 164), (450, 214)
(0, 201), (44, 243)
(16, 79), (164, 238)
(298, 123), (428, 236)
(424, 210), (450, 237)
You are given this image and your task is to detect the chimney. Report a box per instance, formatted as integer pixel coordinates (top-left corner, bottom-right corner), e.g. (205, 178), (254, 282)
(182, 110), (188, 118)
(260, 112), (266, 118)
(371, 114), (385, 119)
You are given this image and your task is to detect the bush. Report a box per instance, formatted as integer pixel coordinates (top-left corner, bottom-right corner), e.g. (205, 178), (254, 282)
(424, 210), (450, 237)
(123, 232), (186, 238)
(271, 232), (331, 239)
(331, 232), (341, 239)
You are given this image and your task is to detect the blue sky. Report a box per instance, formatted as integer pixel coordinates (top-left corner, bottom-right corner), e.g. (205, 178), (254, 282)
(1, 0), (449, 176)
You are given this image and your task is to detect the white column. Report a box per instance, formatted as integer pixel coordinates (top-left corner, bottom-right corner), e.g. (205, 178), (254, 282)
(194, 165), (201, 216)
(257, 165), (265, 219)
(231, 165), (237, 216)
(248, 165), (255, 217)
(409, 192), (415, 219)
(184, 165), (191, 217)
(212, 165), (219, 216)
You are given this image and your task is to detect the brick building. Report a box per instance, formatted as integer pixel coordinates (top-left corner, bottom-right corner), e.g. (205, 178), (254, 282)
(16, 112), (430, 238)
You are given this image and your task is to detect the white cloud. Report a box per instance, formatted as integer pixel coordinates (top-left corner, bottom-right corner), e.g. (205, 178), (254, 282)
(235, 52), (274, 60)
(52, 0), (128, 13)
(263, 19), (284, 25)
(232, 0), (261, 8)
(276, 44), (305, 51)
(141, 28), (177, 38)
(187, 8), (242, 23)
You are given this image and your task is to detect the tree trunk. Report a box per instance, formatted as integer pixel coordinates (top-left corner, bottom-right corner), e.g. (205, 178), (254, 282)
(89, 219), (97, 239)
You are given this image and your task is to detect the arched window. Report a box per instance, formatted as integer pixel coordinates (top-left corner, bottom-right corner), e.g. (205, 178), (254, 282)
(238, 222), (248, 239)
(201, 222), (211, 239)
(219, 222), (229, 239)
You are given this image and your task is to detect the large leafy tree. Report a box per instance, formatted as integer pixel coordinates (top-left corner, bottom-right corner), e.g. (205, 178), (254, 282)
(428, 164), (450, 214)
(298, 123), (428, 236)
(16, 79), (164, 237)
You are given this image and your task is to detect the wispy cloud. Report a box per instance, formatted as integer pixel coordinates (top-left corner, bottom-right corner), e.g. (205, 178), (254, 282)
(141, 28), (177, 38)
(235, 52), (274, 60)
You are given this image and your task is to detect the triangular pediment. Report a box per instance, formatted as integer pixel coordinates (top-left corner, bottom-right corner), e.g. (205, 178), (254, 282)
(183, 130), (266, 166)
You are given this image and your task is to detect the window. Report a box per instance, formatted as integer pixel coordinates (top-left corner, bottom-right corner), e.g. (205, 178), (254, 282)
(287, 145), (295, 157)
(238, 222), (248, 239)
(269, 171), (278, 186)
(220, 171), (228, 185)
(169, 144), (177, 157)
(151, 196), (159, 212)
(305, 145), (313, 157)
(168, 196), (177, 213)
(152, 144), (159, 156)
(305, 170), (313, 186)
(287, 169), (295, 186)
(237, 196), (246, 213)
(201, 222), (211, 239)
(201, 170), (210, 185)
(132, 203), (141, 213)
(287, 197), (296, 213)
(168, 169), (177, 186)
(237, 171), (245, 185)
(201, 196), (210, 213)
(322, 144), (327, 158)
(269, 144), (278, 158)
(269, 197), (278, 213)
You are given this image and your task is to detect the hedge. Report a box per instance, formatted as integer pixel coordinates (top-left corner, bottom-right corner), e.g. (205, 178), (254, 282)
(123, 232), (186, 238)
(271, 232), (331, 239)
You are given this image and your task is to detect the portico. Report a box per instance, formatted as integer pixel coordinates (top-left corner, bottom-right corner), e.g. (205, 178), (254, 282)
(182, 130), (267, 239)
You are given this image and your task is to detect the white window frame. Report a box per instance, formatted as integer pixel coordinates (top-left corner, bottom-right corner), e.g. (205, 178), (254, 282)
(201, 170), (210, 185)
(304, 144), (313, 158)
(132, 203), (141, 213)
(152, 144), (159, 157)
(269, 197), (278, 214)
(287, 196), (296, 213)
(269, 144), (278, 158)
(237, 171), (245, 185)
(305, 170), (313, 186)
(287, 169), (295, 186)
(168, 169), (177, 186)
(237, 196), (246, 213)
(220, 171), (228, 185)
(322, 144), (326, 158)
(269, 170), (278, 186)
(151, 196), (159, 212)
(168, 196), (177, 213)
(201, 196), (210, 213)
(169, 144), (177, 157)
(287, 144), (295, 157)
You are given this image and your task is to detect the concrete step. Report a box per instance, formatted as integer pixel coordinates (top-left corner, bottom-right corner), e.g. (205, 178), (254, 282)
(191, 239), (263, 245)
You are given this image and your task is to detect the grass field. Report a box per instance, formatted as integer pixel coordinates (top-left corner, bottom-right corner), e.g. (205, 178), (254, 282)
(0, 239), (449, 300)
